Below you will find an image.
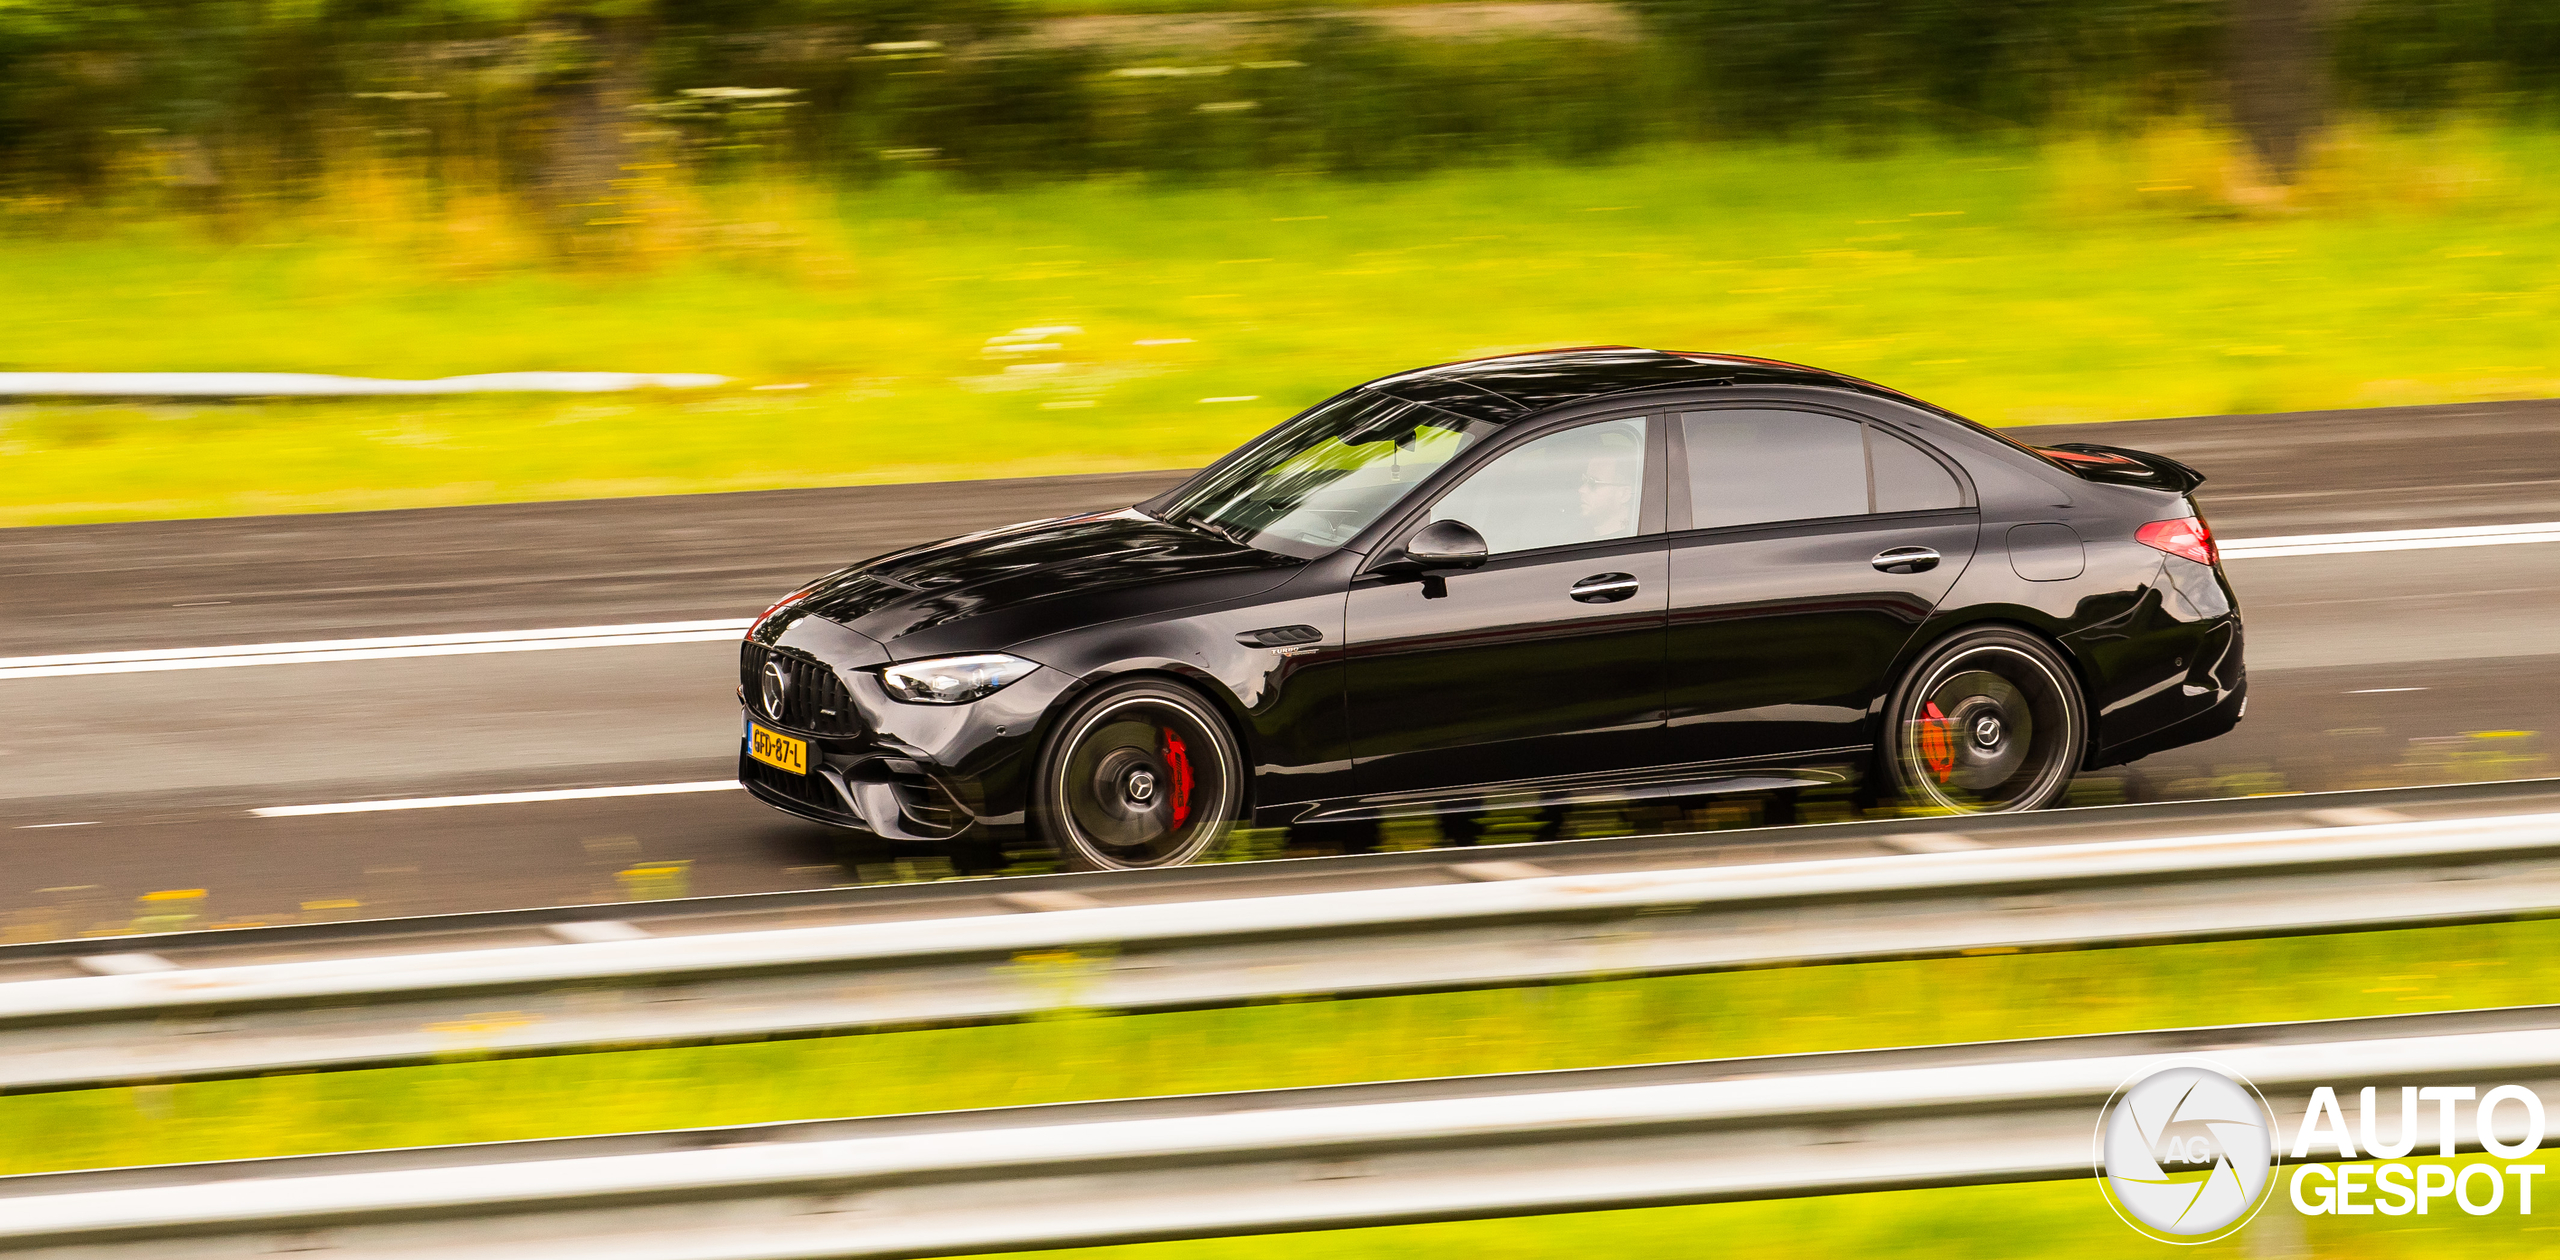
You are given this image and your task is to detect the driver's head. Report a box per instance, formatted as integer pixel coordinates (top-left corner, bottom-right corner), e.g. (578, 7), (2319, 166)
(1577, 432), (1640, 534)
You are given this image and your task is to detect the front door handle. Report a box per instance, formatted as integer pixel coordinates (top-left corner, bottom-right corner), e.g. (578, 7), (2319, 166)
(1570, 572), (1640, 603)
(1872, 546), (1941, 574)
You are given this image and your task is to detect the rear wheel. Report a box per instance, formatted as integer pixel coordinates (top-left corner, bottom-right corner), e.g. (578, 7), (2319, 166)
(1033, 678), (1243, 871)
(1883, 627), (2087, 814)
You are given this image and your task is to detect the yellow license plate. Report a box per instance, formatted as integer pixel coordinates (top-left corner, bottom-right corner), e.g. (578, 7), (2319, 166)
(748, 724), (808, 775)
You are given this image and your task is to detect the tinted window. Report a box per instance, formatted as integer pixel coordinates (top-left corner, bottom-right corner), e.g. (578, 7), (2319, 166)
(1430, 417), (1649, 555)
(1158, 391), (1494, 557)
(1869, 425), (1965, 512)
(1681, 410), (1866, 529)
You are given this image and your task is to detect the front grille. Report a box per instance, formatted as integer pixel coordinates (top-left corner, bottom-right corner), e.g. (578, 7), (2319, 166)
(741, 643), (863, 735)
(740, 753), (851, 818)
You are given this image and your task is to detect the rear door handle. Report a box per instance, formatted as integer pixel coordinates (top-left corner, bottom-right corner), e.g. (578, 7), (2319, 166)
(1570, 572), (1640, 603)
(1872, 546), (1941, 574)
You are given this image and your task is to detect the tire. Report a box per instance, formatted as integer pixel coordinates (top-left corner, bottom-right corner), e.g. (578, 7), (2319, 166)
(1881, 626), (2088, 815)
(1032, 677), (1244, 871)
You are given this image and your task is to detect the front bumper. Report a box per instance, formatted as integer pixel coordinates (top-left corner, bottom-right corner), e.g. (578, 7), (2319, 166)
(733, 644), (1076, 842)
(738, 734), (967, 840)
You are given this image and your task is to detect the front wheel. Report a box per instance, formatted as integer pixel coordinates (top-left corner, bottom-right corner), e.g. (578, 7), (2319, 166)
(1032, 678), (1243, 870)
(1882, 627), (2087, 814)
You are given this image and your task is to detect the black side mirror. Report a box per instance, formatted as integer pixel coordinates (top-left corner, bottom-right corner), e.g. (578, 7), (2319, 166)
(1400, 519), (1489, 570)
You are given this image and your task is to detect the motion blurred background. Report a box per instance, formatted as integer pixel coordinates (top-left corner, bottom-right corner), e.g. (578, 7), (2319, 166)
(6, 5), (2560, 1257)
(3, 0), (2557, 523)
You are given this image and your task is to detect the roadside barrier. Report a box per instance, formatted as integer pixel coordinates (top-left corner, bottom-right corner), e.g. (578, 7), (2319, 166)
(5, 793), (2560, 1091)
(4, 1005), (2557, 1259)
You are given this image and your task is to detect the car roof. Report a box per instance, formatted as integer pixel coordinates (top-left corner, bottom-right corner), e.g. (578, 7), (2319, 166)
(1361, 346), (1939, 425)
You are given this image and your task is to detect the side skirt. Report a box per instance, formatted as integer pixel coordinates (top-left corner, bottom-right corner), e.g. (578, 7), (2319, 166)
(1280, 752), (1866, 826)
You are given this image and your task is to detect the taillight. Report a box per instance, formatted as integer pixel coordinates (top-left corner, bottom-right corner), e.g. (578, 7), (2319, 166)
(2136, 517), (2217, 566)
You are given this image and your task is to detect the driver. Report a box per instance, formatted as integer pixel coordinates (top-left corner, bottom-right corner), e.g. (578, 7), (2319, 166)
(1576, 429), (1641, 540)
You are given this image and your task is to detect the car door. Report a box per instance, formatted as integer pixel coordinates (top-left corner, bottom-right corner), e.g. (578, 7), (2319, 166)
(1344, 414), (1670, 798)
(1663, 406), (1980, 766)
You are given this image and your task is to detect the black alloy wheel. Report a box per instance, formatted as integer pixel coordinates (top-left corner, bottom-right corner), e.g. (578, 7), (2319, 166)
(1034, 678), (1243, 870)
(1883, 627), (2088, 814)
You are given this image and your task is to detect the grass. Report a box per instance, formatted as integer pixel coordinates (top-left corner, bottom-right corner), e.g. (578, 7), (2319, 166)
(5, 124), (2560, 526)
(7, 915), (2559, 1177)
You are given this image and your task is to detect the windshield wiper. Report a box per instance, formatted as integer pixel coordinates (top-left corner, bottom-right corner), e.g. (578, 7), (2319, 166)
(1187, 515), (1256, 547)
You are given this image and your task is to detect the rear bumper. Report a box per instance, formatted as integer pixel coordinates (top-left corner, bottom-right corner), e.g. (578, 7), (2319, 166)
(2083, 600), (2245, 768)
(2090, 670), (2246, 769)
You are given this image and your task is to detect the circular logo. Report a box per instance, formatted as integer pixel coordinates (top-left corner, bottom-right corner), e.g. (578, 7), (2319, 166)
(760, 659), (791, 720)
(2096, 1062), (2276, 1243)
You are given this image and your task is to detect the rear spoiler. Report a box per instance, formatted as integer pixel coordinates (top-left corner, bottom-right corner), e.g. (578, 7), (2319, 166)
(2032, 442), (2205, 493)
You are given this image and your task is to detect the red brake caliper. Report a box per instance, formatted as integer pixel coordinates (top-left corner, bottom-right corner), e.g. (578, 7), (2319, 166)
(1162, 730), (1194, 828)
(1918, 702), (1956, 784)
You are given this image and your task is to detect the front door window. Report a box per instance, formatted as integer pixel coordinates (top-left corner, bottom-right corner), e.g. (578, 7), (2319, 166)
(1430, 417), (1649, 554)
(1343, 415), (1669, 796)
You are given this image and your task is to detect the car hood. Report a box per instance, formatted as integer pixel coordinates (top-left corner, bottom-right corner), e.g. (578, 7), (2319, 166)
(788, 508), (1301, 655)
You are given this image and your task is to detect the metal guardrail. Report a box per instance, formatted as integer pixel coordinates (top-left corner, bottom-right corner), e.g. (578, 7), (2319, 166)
(7, 800), (2560, 1091)
(5, 1005), (2559, 1259)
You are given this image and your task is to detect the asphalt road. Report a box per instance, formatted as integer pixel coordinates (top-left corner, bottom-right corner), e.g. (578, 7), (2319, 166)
(1, 399), (2554, 938)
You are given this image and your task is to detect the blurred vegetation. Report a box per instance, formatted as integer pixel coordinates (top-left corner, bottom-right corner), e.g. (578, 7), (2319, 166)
(1634, 0), (2555, 150)
(0, 1), (1652, 236)
(7, 122), (2560, 526)
(3, 0), (2559, 219)
(4, 2), (2559, 523)
(7, 914), (2558, 1173)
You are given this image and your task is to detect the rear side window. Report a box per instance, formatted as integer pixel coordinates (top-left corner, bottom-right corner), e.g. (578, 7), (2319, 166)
(1680, 409), (1965, 529)
(1869, 425), (1965, 512)
(1681, 410), (1865, 529)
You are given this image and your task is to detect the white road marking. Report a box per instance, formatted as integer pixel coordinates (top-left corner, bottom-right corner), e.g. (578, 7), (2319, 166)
(9, 519), (2557, 683)
(252, 780), (743, 818)
(2218, 520), (2560, 560)
(0, 620), (752, 680)
(2348, 687), (2429, 694)
(0, 370), (727, 397)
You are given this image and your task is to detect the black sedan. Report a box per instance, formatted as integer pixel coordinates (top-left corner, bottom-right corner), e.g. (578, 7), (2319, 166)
(738, 348), (2243, 870)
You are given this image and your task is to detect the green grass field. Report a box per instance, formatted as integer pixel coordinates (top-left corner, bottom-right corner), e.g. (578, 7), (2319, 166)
(6, 126), (2558, 526)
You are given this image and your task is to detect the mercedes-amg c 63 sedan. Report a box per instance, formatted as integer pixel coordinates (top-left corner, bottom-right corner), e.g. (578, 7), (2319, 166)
(738, 348), (2244, 870)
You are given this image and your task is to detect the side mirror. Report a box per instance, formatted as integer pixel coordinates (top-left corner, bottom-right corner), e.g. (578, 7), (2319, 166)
(1399, 519), (1489, 571)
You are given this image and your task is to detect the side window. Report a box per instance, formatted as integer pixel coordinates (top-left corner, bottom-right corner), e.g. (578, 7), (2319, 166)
(1681, 409), (1967, 529)
(1429, 417), (1649, 555)
(1869, 425), (1965, 512)
(1681, 410), (1866, 529)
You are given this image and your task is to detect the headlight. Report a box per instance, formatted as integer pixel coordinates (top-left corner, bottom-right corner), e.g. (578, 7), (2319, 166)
(879, 653), (1040, 705)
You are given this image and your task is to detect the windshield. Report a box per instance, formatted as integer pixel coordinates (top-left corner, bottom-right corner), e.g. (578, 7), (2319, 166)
(1156, 391), (1493, 558)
